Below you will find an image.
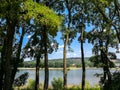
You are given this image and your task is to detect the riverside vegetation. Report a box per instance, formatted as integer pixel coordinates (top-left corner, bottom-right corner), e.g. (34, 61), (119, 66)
(1, 0), (120, 90)
(14, 77), (100, 90)
(20, 58), (92, 68)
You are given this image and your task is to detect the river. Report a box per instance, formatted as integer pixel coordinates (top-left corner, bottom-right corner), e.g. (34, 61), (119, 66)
(16, 68), (104, 86)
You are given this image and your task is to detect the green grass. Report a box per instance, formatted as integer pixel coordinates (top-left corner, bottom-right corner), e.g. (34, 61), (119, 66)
(14, 79), (101, 90)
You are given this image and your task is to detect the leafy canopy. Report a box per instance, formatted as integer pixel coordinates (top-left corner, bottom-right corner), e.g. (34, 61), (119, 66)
(23, 0), (61, 36)
(0, 0), (61, 36)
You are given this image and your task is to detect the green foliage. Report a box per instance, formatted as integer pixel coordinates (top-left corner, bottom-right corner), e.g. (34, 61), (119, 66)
(110, 71), (120, 90)
(100, 71), (120, 90)
(51, 77), (63, 90)
(89, 55), (115, 68)
(68, 80), (100, 90)
(14, 72), (29, 87)
(27, 79), (35, 90)
(22, 58), (93, 68)
(89, 55), (103, 67)
(23, 0), (61, 36)
(0, 1), (22, 19)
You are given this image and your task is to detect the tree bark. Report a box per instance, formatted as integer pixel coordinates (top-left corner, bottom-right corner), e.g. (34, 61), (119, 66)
(63, 2), (71, 89)
(43, 26), (49, 90)
(81, 26), (85, 90)
(35, 55), (41, 90)
(0, 39), (6, 90)
(63, 34), (69, 90)
(11, 24), (25, 86)
(3, 24), (15, 90)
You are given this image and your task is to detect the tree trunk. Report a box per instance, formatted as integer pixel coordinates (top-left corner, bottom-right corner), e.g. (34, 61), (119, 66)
(0, 39), (6, 90)
(3, 24), (15, 90)
(103, 30), (111, 90)
(35, 56), (41, 90)
(80, 26), (85, 90)
(63, 34), (69, 90)
(43, 26), (49, 90)
(36, 0), (39, 3)
(11, 24), (25, 86)
(63, 2), (71, 89)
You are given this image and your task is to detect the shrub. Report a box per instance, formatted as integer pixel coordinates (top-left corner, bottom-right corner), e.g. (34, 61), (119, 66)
(51, 77), (63, 90)
(110, 71), (120, 90)
(27, 79), (35, 90)
(14, 72), (29, 87)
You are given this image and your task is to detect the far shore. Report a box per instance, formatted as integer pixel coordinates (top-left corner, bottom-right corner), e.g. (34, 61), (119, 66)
(18, 67), (98, 70)
(18, 67), (120, 70)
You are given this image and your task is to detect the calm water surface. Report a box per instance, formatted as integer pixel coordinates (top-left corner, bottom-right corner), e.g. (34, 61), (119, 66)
(17, 68), (103, 86)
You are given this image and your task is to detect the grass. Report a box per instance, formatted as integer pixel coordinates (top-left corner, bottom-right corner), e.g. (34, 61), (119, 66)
(14, 79), (101, 90)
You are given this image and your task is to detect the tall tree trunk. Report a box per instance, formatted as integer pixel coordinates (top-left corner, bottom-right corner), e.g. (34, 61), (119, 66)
(11, 24), (25, 86)
(0, 39), (6, 90)
(80, 26), (85, 90)
(63, 34), (69, 90)
(63, 2), (71, 89)
(35, 1), (41, 90)
(35, 55), (41, 90)
(99, 39), (106, 83)
(43, 26), (49, 90)
(3, 24), (15, 90)
(104, 30), (111, 90)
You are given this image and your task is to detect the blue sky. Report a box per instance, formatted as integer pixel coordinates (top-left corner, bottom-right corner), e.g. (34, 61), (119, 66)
(23, 25), (120, 61)
(48, 31), (93, 59)
(48, 32), (120, 59)
(48, 25), (120, 59)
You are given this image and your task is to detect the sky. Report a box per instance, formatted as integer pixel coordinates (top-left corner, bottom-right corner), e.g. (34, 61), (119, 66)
(48, 32), (93, 59)
(48, 32), (120, 60)
(48, 26), (120, 60)
(23, 25), (120, 61)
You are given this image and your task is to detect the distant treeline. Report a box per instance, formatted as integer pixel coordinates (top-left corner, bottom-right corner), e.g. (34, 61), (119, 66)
(20, 57), (94, 68)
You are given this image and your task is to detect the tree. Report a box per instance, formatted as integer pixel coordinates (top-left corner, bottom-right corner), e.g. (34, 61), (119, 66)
(40, 1), (75, 89)
(0, 1), (22, 89)
(87, 27), (118, 90)
(72, 1), (91, 89)
(23, 1), (61, 90)
(91, 0), (120, 43)
(0, 0), (60, 90)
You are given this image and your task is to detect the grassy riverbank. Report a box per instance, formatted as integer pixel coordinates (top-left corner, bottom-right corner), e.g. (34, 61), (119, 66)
(14, 82), (100, 90)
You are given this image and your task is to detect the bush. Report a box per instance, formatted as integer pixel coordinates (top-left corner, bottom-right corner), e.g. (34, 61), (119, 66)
(14, 72), (29, 87)
(27, 79), (35, 90)
(52, 77), (63, 90)
(108, 71), (120, 90)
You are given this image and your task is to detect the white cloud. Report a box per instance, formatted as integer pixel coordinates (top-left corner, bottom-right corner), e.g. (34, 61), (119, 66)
(58, 45), (64, 49)
(67, 52), (79, 58)
(27, 35), (31, 39)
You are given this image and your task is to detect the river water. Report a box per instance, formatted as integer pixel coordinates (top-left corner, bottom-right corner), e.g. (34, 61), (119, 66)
(16, 68), (104, 86)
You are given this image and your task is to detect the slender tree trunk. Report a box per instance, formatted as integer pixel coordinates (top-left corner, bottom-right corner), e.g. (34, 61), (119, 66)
(3, 24), (15, 90)
(99, 39), (106, 83)
(43, 26), (49, 90)
(104, 30), (111, 90)
(80, 26), (85, 90)
(63, 34), (69, 90)
(63, 2), (71, 89)
(11, 24), (25, 86)
(35, 56), (41, 90)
